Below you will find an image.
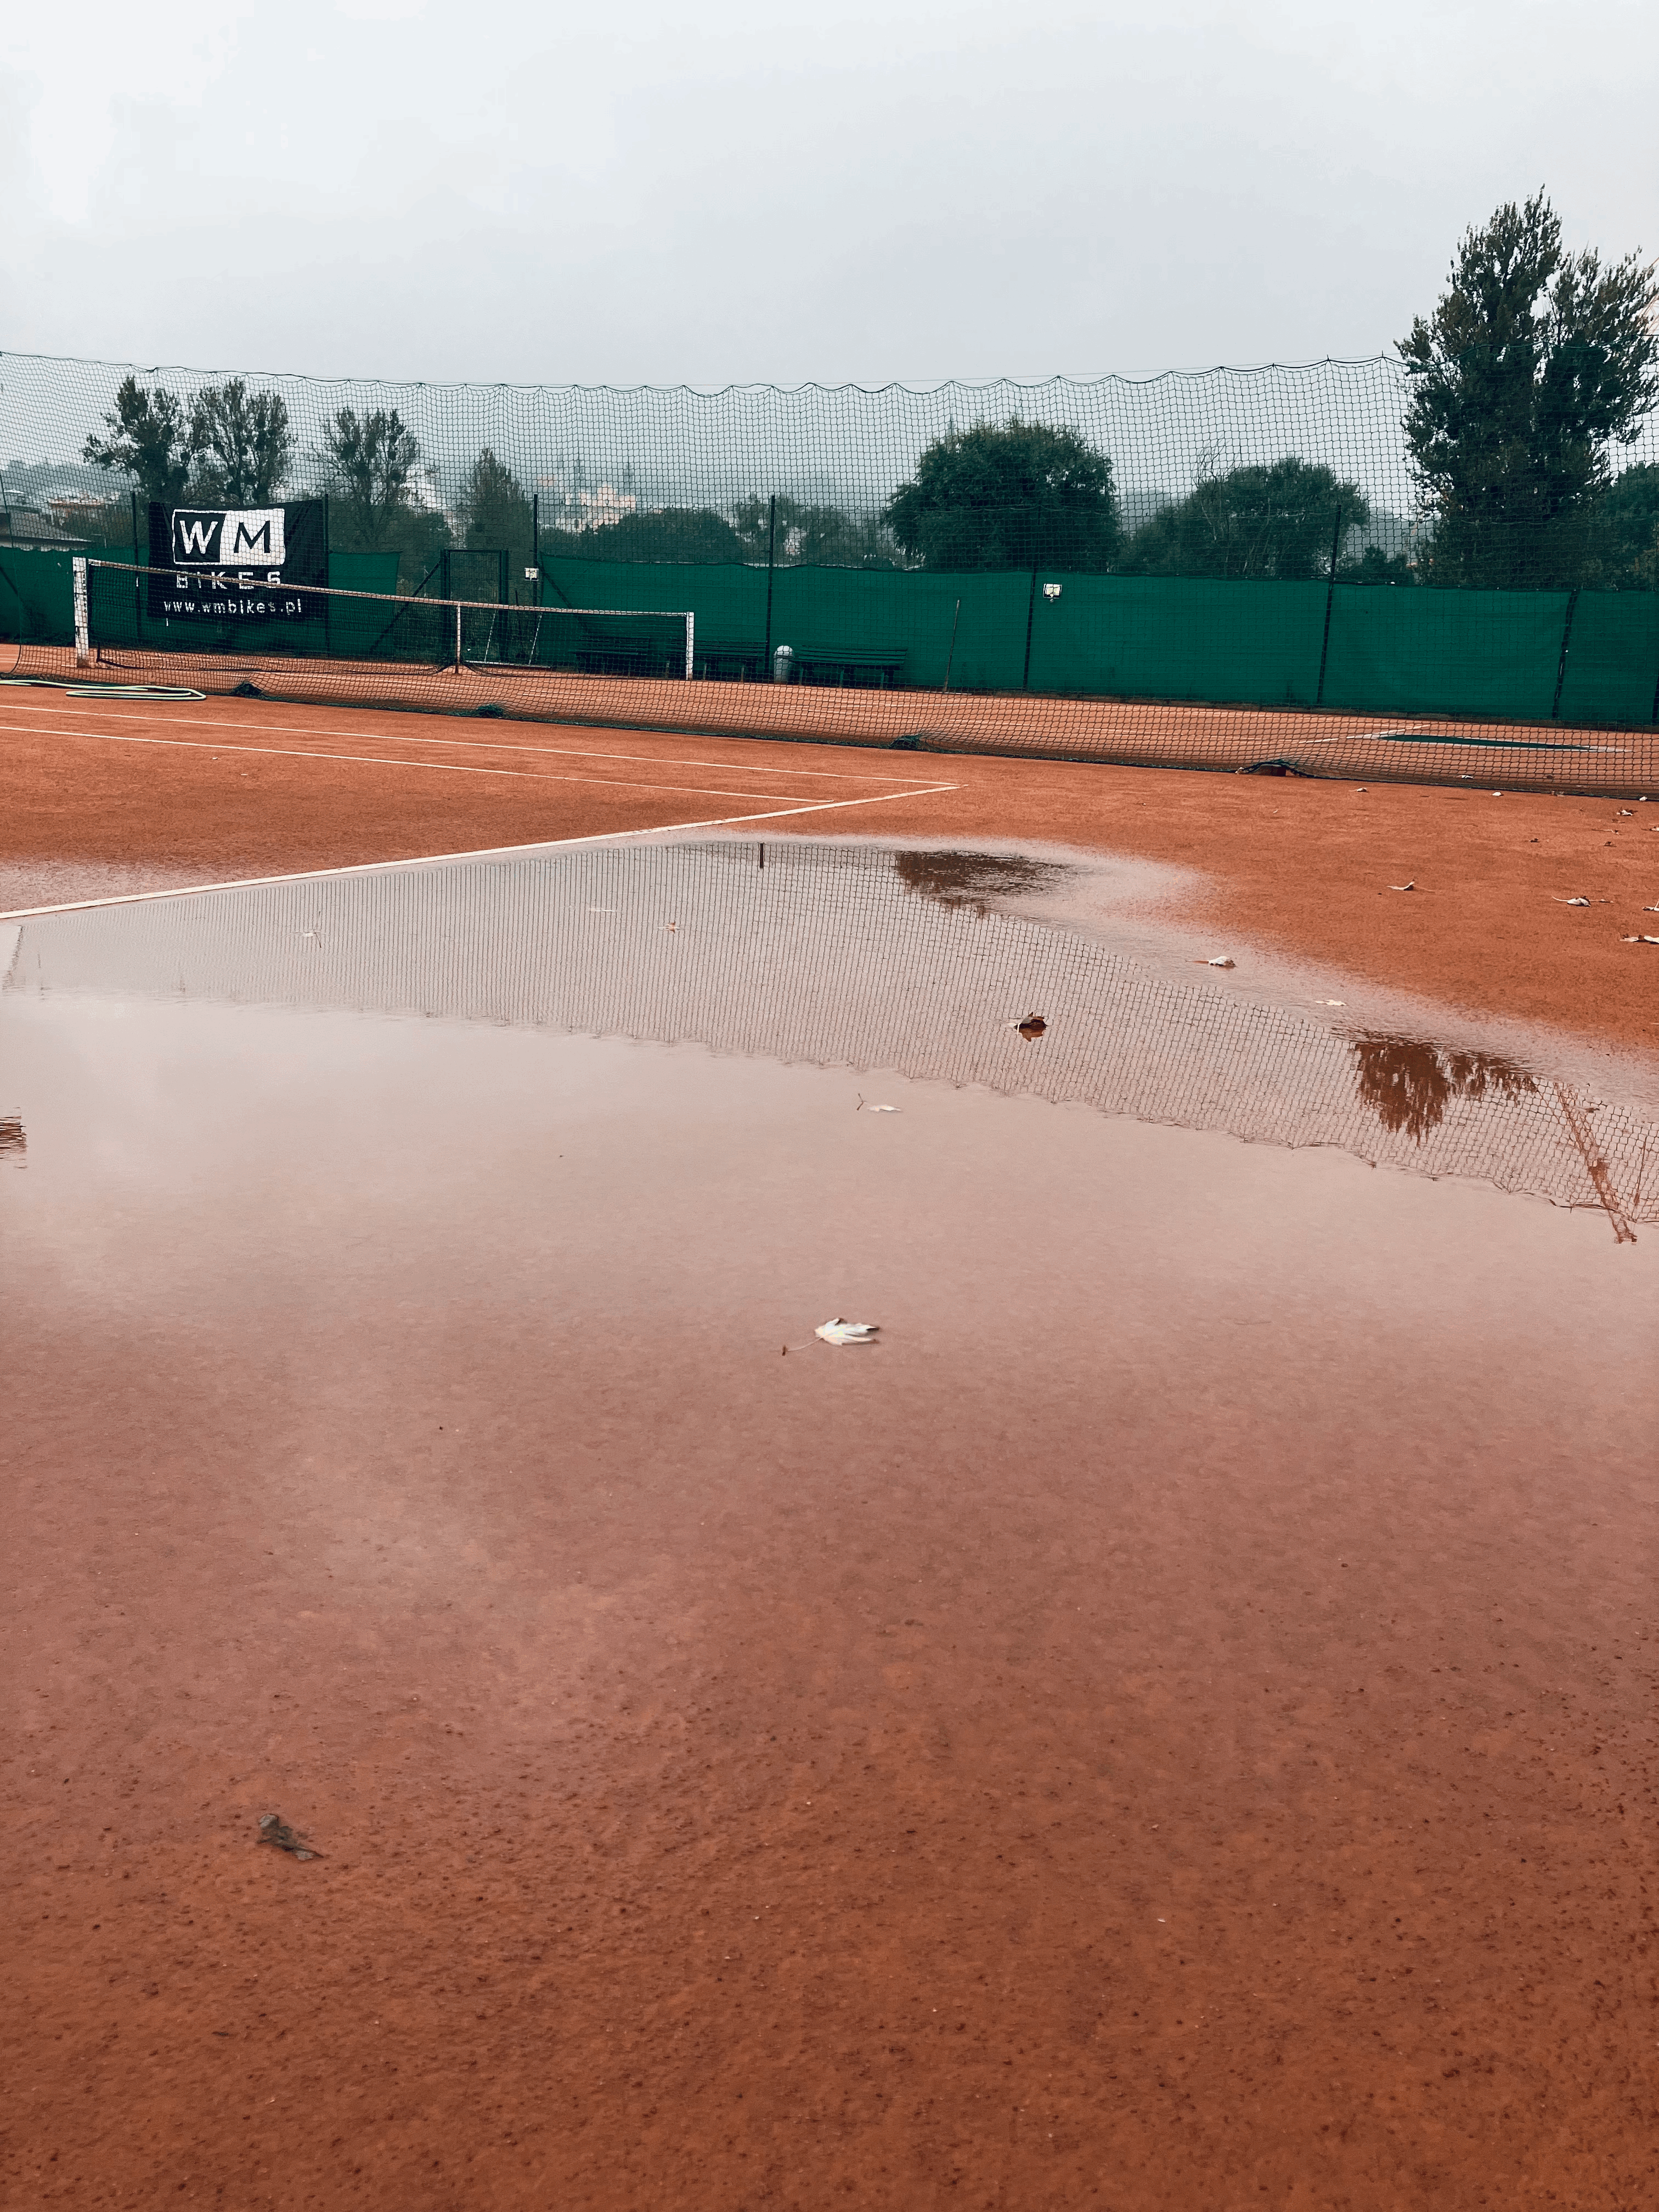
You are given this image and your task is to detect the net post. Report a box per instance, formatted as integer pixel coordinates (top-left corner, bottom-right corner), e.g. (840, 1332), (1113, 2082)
(72, 557), (91, 665)
(685, 610), (695, 681)
(455, 600), (463, 672)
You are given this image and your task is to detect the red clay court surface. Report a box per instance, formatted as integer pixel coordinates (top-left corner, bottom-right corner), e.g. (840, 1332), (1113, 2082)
(3, 682), (1658, 2212)
(3, 679), (1658, 1053)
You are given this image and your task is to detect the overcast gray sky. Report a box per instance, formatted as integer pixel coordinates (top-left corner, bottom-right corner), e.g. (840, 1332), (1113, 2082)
(2, 0), (1655, 386)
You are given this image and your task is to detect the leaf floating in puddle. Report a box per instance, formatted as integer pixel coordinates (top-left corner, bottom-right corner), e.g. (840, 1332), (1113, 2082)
(258, 1813), (322, 1861)
(815, 1318), (880, 1346)
(1013, 1013), (1047, 1041)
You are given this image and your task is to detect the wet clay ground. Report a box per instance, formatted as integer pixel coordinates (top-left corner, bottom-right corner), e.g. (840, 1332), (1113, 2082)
(4, 984), (1656, 2212)
(3, 706), (1657, 2212)
(3, 686), (1658, 1052)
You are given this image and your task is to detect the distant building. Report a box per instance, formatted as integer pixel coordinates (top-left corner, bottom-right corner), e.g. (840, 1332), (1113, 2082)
(0, 507), (91, 550)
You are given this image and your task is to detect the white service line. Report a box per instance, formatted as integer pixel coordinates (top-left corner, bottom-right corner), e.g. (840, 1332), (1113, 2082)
(0, 714), (943, 808)
(0, 785), (959, 919)
(0, 696), (946, 785)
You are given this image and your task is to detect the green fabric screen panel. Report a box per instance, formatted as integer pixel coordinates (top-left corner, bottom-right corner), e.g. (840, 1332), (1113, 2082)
(1322, 585), (1569, 723)
(1029, 575), (1328, 706)
(0, 550), (77, 645)
(328, 553), (402, 596)
(1554, 592), (1659, 729)
(769, 566), (1029, 690)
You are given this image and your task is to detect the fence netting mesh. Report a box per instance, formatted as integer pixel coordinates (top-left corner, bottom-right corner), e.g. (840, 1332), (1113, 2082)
(3, 351), (1656, 792)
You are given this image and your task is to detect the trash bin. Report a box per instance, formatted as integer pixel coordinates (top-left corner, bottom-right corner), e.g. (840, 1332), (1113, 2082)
(771, 644), (795, 684)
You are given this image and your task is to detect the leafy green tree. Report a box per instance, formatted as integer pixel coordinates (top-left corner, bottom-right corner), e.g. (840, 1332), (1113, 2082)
(882, 419), (1121, 572)
(320, 407), (424, 550)
(188, 381), (294, 505)
(84, 376), (295, 507)
(463, 447), (534, 552)
(1590, 461), (1659, 588)
(730, 495), (898, 568)
(541, 507), (747, 564)
(82, 375), (195, 505)
(1400, 191), (1659, 587)
(1336, 544), (1415, 586)
(1121, 458), (1367, 580)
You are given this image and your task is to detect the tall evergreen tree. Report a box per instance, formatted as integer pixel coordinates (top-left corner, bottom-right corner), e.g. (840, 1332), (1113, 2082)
(463, 447), (534, 552)
(1400, 191), (1658, 586)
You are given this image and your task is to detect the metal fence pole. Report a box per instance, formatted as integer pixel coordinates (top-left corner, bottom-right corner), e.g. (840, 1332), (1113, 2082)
(1315, 505), (1342, 706)
(1550, 589), (1580, 721)
(943, 596), (962, 692)
(763, 495), (777, 676)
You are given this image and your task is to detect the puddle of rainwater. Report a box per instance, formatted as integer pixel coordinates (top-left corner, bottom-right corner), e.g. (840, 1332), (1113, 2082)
(4, 834), (1655, 1657)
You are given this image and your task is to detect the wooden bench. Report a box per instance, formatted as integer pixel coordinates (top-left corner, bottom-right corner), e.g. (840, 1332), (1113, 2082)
(789, 642), (907, 689)
(693, 637), (769, 682)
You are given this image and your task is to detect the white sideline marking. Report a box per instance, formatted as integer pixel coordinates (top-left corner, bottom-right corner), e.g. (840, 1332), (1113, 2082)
(0, 714), (941, 808)
(0, 696), (946, 784)
(0, 786), (959, 919)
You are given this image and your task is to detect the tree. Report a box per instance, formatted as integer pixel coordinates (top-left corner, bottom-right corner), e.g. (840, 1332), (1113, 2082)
(188, 380), (294, 505)
(1591, 461), (1659, 588)
(882, 419), (1121, 572)
(1337, 544), (1415, 586)
(730, 495), (899, 568)
(84, 376), (295, 507)
(541, 507), (747, 564)
(1400, 190), (1659, 588)
(320, 407), (424, 550)
(463, 447), (534, 552)
(82, 375), (195, 505)
(1121, 458), (1367, 580)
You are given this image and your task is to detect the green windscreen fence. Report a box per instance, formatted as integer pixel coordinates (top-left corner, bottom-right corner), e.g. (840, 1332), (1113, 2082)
(3, 351), (1656, 792)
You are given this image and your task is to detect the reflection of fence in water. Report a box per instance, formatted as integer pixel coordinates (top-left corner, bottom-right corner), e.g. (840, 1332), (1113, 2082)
(7, 839), (1654, 1227)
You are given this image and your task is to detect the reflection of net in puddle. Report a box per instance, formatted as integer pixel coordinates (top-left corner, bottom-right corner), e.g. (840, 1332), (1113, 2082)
(6, 840), (1654, 1230)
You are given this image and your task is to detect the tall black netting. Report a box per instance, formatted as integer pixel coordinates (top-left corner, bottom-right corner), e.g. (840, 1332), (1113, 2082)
(3, 351), (1656, 792)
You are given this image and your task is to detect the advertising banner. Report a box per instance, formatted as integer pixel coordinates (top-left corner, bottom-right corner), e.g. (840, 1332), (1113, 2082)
(146, 500), (327, 622)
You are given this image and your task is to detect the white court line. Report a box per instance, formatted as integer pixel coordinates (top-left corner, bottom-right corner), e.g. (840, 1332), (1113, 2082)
(0, 784), (959, 919)
(0, 715), (943, 808)
(0, 696), (943, 785)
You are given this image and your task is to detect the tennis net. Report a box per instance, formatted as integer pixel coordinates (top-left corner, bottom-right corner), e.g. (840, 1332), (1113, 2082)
(74, 559), (694, 686)
(0, 552), (1632, 797)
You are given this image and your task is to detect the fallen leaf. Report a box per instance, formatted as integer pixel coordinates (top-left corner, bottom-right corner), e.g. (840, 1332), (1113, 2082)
(1390, 881), (1415, 891)
(257, 1813), (321, 1860)
(815, 1318), (880, 1346)
(1555, 896), (1590, 907)
(1199, 957), (1235, 969)
(1620, 935), (1659, 946)
(1013, 1014), (1047, 1041)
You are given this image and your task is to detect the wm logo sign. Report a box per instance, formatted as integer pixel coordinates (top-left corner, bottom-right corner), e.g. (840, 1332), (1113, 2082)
(171, 507), (289, 567)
